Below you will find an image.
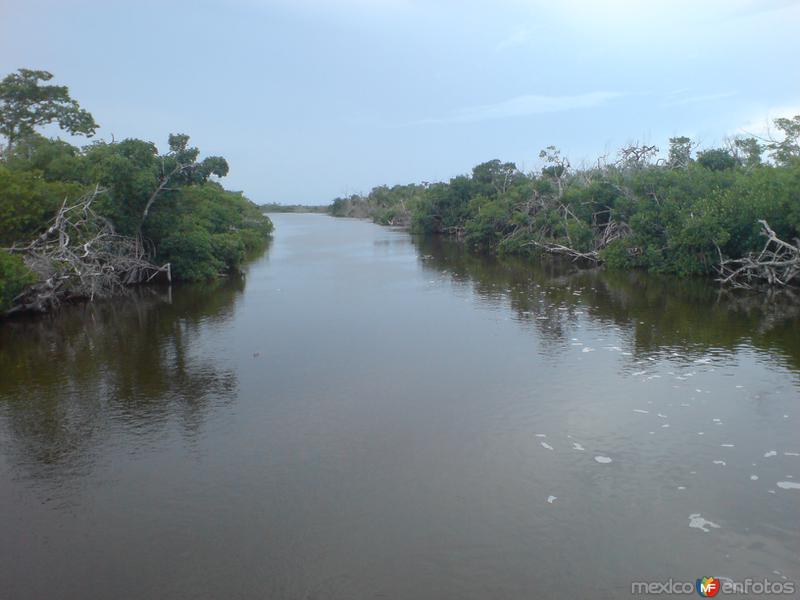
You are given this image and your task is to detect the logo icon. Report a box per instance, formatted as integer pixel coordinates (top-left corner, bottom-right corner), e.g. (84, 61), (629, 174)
(696, 577), (720, 597)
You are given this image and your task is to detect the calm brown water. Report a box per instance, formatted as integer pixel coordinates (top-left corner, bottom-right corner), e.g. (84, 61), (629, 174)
(1, 213), (798, 599)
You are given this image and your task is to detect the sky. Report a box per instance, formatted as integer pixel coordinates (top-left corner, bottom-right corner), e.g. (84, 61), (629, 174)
(1, 0), (799, 204)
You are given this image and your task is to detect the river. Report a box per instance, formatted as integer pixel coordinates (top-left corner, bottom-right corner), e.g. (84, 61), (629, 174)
(1, 213), (798, 599)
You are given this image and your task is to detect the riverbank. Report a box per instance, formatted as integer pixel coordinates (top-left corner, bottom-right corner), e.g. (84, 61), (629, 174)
(329, 123), (800, 289)
(0, 69), (274, 316)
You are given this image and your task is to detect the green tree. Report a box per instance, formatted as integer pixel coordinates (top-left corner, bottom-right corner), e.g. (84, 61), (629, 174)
(0, 69), (97, 155)
(731, 136), (763, 169)
(768, 115), (800, 165)
(696, 148), (737, 171)
(667, 136), (694, 169)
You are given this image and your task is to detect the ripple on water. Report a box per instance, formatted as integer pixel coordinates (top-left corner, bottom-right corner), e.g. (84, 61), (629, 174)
(777, 481), (800, 490)
(689, 514), (720, 533)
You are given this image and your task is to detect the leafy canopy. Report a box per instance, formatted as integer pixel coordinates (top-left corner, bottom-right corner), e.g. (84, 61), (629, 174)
(0, 69), (97, 151)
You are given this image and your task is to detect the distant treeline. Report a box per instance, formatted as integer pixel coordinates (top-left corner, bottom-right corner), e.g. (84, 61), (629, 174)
(330, 121), (800, 287)
(0, 68), (273, 314)
(260, 203), (328, 213)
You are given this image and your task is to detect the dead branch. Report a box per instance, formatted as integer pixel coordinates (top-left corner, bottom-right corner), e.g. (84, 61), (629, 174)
(5, 185), (170, 314)
(716, 220), (800, 288)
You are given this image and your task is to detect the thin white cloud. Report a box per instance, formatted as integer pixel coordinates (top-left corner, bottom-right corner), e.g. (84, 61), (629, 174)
(416, 91), (622, 124)
(738, 105), (800, 139)
(661, 91), (739, 108)
(495, 27), (538, 52)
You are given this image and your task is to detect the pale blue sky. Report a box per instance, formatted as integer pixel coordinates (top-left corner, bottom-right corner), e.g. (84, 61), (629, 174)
(2, 0), (799, 203)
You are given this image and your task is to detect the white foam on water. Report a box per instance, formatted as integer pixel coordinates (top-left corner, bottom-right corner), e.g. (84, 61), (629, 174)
(633, 409), (649, 414)
(677, 486), (686, 490)
(750, 475), (759, 481)
(649, 431), (655, 434)
(661, 424), (670, 428)
(769, 490), (776, 494)
(777, 481), (800, 490)
(764, 451), (777, 458)
(572, 442), (585, 451)
(582, 347), (594, 353)
(680, 403), (691, 407)
(784, 452), (799, 456)
(713, 460), (726, 466)
(594, 456), (613, 464)
(695, 358), (712, 364)
(696, 389), (702, 393)
(690, 471), (697, 475)
(689, 513), (720, 533)
(547, 495), (557, 503)
(657, 413), (667, 418)
(698, 432), (705, 435)
(735, 385), (743, 388)
(541, 442), (554, 450)
(712, 418), (721, 422)
(535, 434), (547, 438)
(721, 444), (735, 448)
(632, 370), (647, 376)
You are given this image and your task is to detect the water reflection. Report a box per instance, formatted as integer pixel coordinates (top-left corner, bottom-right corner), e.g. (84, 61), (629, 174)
(414, 235), (800, 372)
(0, 275), (250, 484)
(1, 218), (798, 599)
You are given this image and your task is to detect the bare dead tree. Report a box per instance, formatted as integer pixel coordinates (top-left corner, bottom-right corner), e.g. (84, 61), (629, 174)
(716, 220), (800, 288)
(520, 216), (631, 263)
(616, 143), (659, 169)
(5, 186), (170, 314)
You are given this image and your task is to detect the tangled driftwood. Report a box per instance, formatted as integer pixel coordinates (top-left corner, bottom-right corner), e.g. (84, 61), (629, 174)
(518, 210), (631, 264)
(5, 186), (170, 314)
(717, 220), (800, 288)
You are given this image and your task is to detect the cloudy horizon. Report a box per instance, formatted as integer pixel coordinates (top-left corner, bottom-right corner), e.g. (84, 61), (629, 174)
(2, 0), (799, 204)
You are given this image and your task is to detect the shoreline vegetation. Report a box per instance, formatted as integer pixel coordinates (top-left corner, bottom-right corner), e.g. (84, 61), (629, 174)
(0, 69), (273, 316)
(329, 121), (800, 290)
(259, 202), (328, 213)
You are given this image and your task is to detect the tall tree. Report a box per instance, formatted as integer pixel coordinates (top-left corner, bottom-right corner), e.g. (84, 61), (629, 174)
(768, 115), (800, 165)
(0, 69), (98, 155)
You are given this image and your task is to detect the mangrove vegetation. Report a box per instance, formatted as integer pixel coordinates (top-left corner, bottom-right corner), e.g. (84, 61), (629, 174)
(0, 68), (273, 315)
(330, 122), (800, 289)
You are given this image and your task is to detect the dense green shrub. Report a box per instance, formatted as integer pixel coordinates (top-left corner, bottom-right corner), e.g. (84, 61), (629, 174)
(330, 118), (800, 281)
(0, 165), (85, 245)
(0, 252), (36, 312)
